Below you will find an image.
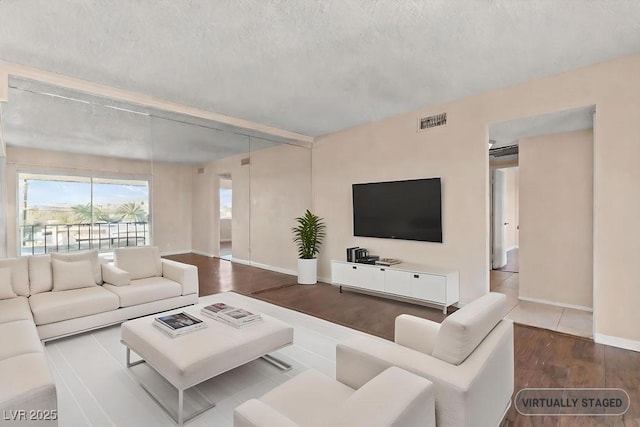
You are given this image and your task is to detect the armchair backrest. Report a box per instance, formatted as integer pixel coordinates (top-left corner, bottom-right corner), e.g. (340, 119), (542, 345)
(113, 246), (162, 280)
(432, 292), (506, 365)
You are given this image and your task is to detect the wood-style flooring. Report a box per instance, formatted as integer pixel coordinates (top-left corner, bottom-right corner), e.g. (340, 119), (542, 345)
(165, 253), (640, 426)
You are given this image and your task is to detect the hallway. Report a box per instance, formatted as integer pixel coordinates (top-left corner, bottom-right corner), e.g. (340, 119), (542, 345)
(491, 268), (593, 338)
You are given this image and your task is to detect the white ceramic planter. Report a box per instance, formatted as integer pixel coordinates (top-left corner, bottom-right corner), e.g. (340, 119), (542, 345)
(297, 258), (317, 284)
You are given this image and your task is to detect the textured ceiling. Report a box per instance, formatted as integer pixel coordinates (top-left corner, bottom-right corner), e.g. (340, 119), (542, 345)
(1, 1), (639, 138)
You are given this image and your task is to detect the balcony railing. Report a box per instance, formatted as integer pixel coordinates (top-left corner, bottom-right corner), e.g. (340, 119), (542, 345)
(20, 222), (149, 255)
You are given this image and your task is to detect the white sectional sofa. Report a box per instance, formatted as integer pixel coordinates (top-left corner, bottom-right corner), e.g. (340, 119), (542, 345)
(0, 246), (199, 425)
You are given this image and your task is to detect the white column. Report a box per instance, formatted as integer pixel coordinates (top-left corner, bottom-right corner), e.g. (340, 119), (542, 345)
(0, 102), (7, 258)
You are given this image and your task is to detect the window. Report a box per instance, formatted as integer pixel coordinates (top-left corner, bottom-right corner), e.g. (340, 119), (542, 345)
(18, 173), (150, 255)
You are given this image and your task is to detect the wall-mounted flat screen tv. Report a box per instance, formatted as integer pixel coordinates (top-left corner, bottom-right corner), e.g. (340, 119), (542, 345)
(352, 178), (442, 243)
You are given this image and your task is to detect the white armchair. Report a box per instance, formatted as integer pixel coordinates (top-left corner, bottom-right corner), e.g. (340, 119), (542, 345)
(234, 366), (435, 427)
(336, 292), (514, 427)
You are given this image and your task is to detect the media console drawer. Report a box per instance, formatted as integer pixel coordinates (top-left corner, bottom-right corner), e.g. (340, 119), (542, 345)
(331, 260), (459, 314)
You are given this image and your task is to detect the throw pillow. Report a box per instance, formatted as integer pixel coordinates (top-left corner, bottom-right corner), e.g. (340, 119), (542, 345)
(0, 258), (30, 297)
(0, 267), (18, 300)
(52, 259), (97, 292)
(51, 250), (102, 284)
(114, 246), (162, 280)
(28, 254), (53, 294)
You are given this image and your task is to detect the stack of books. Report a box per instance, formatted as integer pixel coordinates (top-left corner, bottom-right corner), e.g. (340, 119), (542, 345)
(154, 312), (207, 338)
(200, 302), (262, 328)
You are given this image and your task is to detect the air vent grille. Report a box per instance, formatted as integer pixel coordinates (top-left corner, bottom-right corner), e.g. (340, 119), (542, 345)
(418, 113), (447, 131)
(241, 158), (250, 166)
(489, 144), (519, 158)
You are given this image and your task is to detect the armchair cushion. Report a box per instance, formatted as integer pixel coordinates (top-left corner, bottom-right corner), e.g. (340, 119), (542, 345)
(114, 246), (162, 280)
(260, 369), (353, 426)
(330, 366), (435, 427)
(234, 399), (299, 427)
(432, 292), (506, 365)
(236, 367), (435, 427)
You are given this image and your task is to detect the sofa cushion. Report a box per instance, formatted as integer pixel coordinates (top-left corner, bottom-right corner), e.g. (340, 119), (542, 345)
(0, 257), (30, 297)
(0, 320), (43, 360)
(0, 267), (18, 300)
(51, 249), (102, 284)
(103, 276), (181, 307)
(28, 254), (53, 295)
(432, 292), (506, 365)
(52, 259), (97, 292)
(29, 286), (120, 325)
(260, 369), (354, 426)
(0, 297), (33, 324)
(101, 263), (131, 287)
(114, 246), (162, 280)
(0, 353), (56, 410)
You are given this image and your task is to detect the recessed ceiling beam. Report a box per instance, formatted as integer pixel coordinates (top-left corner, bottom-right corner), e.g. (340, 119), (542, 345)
(0, 61), (314, 144)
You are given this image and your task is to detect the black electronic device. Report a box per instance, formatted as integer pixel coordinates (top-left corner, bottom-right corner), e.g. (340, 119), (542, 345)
(356, 255), (380, 265)
(352, 178), (442, 243)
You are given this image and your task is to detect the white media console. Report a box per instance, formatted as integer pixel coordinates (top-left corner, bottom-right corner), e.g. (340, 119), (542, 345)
(331, 260), (459, 313)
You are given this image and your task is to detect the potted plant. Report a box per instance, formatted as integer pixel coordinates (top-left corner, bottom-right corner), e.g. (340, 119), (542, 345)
(292, 209), (326, 284)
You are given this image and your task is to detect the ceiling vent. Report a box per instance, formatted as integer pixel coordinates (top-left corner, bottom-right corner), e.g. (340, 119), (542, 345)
(418, 113), (447, 132)
(489, 144), (519, 158)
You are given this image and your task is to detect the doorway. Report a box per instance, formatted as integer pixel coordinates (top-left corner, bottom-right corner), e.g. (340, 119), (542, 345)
(491, 166), (519, 273)
(487, 105), (595, 339)
(219, 175), (232, 261)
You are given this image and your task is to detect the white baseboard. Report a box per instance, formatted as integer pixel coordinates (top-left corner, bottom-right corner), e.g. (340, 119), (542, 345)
(160, 249), (192, 257)
(318, 276), (332, 285)
(518, 296), (593, 312)
(594, 333), (640, 352)
(191, 249), (216, 258)
(248, 260), (297, 277)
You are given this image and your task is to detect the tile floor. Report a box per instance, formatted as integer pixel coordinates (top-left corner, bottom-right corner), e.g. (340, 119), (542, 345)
(490, 270), (593, 338)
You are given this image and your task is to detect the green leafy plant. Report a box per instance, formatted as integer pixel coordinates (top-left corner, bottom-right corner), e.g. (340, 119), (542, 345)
(292, 210), (326, 259)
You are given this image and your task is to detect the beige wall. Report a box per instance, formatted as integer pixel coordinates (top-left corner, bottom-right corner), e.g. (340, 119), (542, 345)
(519, 130), (593, 309)
(313, 53), (640, 348)
(4, 147), (193, 256)
(248, 143), (312, 271)
(191, 143), (311, 272)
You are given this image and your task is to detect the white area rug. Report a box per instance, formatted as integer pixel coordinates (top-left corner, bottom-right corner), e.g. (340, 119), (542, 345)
(44, 292), (382, 426)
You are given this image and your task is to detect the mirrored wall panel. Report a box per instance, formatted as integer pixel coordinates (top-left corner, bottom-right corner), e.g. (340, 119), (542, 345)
(0, 76), (312, 274)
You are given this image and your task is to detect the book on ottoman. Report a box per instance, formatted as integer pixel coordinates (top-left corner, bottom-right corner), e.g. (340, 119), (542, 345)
(201, 303), (262, 327)
(154, 312), (207, 337)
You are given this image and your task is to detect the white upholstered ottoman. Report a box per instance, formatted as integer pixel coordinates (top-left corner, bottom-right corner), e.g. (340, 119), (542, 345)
(121, 304), (293, 425)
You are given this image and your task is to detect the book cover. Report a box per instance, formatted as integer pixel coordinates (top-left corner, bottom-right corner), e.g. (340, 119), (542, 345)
(202, 302), (235, 315)
(201, 310), (262, 328)
(155, 312), (203, 330)
(153, 318), (207, 337)
(217, 308), (261, 325)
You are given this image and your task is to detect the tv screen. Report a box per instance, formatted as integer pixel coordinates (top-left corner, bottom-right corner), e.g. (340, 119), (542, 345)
(352, 178), (442, 243)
